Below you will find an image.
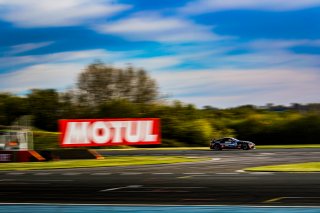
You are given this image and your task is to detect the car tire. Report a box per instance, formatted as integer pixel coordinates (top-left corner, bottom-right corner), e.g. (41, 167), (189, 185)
(214, 144), (221, 151)
(242, 144), (249, 150)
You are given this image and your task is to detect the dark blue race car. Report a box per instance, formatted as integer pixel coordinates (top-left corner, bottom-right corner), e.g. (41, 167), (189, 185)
(210, 137), (255, 151)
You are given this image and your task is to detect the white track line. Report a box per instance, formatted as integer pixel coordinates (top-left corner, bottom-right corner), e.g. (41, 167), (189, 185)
(34, 173), (52, 176)
(6, 172), (25, 175)
(152, 173), (173, 175)
(120, 172), (142, 175)
(62, 172), (82, 176)
(183, 173), (206, 175)
(215, 173), (239, 175)
(91, 173), (111, 176)
(249, 172), (274, 175)
(100, 185), (142, 192)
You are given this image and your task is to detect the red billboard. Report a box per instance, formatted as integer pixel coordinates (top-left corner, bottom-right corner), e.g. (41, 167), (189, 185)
(59, 118), (161, 147)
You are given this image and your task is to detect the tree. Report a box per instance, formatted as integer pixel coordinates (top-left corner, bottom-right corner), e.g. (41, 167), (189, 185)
(27, 89), (60, 131)
(134, 69), (158, 103)
(77, 62), (158, 105)
(96, 99), (140, 118)
(0, 93), (29, 126)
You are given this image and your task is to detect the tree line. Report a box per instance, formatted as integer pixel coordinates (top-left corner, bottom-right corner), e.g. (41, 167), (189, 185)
(1, 62), (320, 146)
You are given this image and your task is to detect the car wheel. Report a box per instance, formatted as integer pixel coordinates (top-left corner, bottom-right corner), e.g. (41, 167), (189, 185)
(242, 144), (249, 150)
(214, 144), (221, 151)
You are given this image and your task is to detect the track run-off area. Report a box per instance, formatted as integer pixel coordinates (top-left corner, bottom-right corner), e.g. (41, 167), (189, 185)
(1, 204), (320, 213)
(0, 148), (319, 208)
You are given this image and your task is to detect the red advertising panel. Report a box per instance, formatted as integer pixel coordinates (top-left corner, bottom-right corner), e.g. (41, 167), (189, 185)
(59, 118), (161, 147)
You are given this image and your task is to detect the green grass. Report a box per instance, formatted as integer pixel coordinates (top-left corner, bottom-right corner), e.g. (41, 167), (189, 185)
(0, 156), (210, 171)
(30, 129), (320, 150)
(100, 147), (209, 151)
(99, 144), (320, 151)
(33, 131), (60, 149)
(256, 144), (320, 149)
(245, 162), (320, 172)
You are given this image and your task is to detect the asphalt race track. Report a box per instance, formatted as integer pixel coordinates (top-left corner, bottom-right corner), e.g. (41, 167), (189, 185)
(0, 148), (319, 206)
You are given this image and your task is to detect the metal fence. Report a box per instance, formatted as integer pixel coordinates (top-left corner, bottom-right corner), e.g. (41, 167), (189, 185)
(0, 130), (33, 151)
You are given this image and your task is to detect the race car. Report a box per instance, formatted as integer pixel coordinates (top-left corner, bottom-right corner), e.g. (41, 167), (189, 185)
(210, 137), (255, 150)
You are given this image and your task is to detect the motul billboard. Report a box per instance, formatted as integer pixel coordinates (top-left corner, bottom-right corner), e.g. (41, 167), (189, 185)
(59, 118), (161, 147)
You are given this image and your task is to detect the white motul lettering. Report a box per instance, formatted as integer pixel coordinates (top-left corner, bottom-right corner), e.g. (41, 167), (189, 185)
(110, 121), (124, 143)
(63, 122), (90, 145)
(62, 119), (159, 146)
(90, 121), (111, 144)
(125, 121), (142, 143)
(144, 121), (157, 142)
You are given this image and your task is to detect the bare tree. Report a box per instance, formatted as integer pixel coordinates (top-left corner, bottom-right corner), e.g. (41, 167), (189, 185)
(77, 62), (158, 105)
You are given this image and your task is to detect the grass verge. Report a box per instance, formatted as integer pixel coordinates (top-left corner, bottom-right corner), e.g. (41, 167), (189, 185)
(245, 162), (320, 172)
(98, 144), (320, 151)
(256, 144), (320, 149)
(0, 156), (210, 171)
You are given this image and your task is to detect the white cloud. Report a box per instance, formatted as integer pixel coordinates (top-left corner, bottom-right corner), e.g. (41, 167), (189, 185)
(0, 49), (123, 68)
(221, 39), (320, 69)
(115, 56), (183, 71)
(7, 41), (54, 55)
(0, 63), (83, 93)
(0, 49), (183, 93)
(219, 50), (320, 69)
(246, 39), (320, 50)
(114, 50), (237, 72)
(0, 48), (133, 92)
(95, 13), (223, 43)
(7, 64), (316, 107)
(181, 0), (320, 14)
(2, 37), (320, 108)
(0, 49), (116, 93)
(155, 68), (320, 108)
(0, 0), (131, 27)
(37, 49), (112, 62)
(169, 39), (320, 70)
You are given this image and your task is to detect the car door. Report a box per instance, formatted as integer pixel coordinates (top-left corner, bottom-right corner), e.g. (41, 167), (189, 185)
(219, 138), (228, 149)
(226, 138), (238, 149)
(222, 138), (231, 149)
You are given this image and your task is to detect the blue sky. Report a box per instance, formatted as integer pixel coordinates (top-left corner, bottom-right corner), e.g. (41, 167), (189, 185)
(1, 0), (320, 108)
